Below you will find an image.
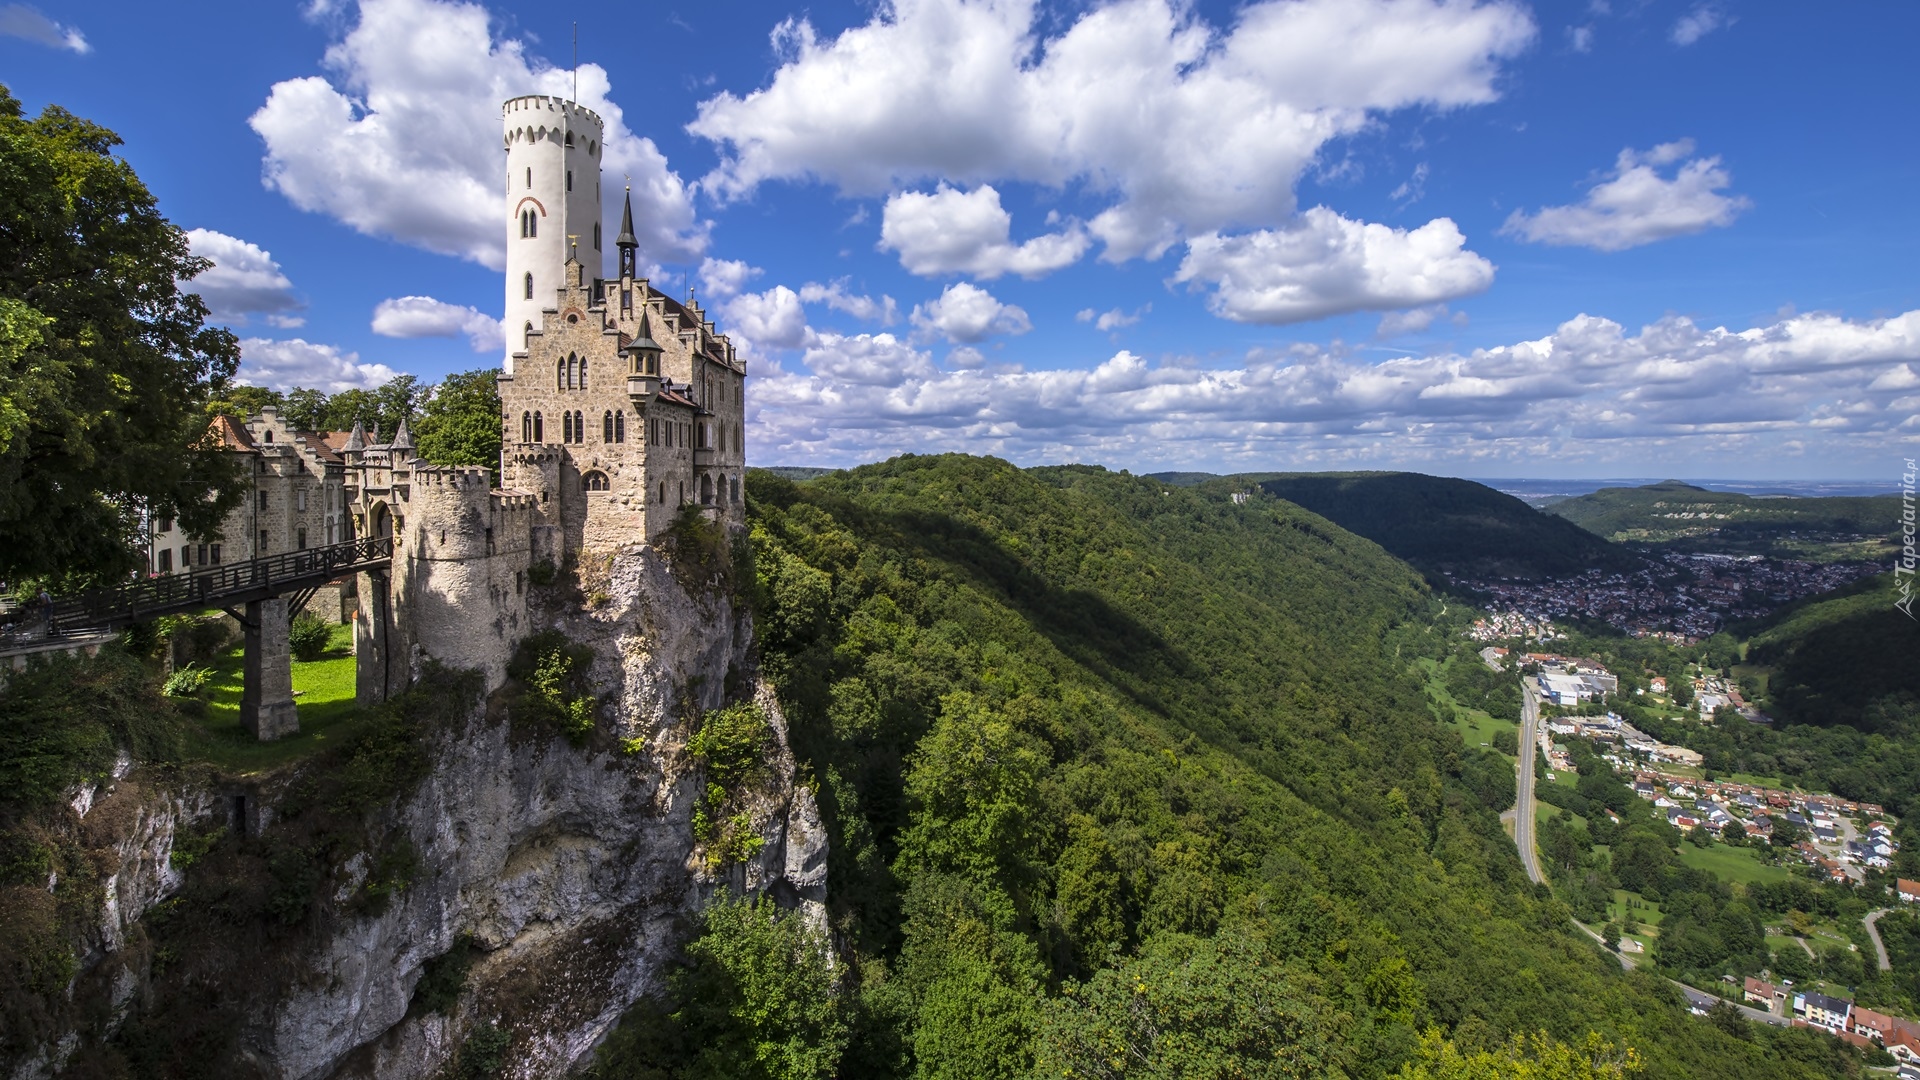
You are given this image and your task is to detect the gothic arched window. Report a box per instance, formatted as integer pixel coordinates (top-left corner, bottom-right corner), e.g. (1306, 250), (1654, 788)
(562, 411), (573, 444)
(614, 411), (625, 443)
(524, 272), (533, 300)
(603, 410), (614, 443)
(583, 471), (609, 492)
(533, 411), (543, 442)
(573, 411), (584, 443)
(521, 411), (531, 443)
(701, 474), (714, 505)
(556, 359), (566, 391)
(579, 358), (587, 391)
(593, 222), (601, 250)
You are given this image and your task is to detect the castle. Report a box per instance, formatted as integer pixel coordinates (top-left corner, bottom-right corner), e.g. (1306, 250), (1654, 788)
(147, 95), (746, 736)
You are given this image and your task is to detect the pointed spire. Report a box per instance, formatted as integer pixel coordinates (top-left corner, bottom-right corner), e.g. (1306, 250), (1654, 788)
(616, 186), (637, 250)
(389, 415), (413, 452)
(344, 419), (366, 452)
(631, 310), (661, 353)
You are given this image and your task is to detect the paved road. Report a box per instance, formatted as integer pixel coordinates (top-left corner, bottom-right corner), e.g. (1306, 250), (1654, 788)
(1507, 673), (1792, 1029)
(1866, 908), (1894, 972)
(1671, 982), (1793, 1027)
(1515, 680), (1545, 885)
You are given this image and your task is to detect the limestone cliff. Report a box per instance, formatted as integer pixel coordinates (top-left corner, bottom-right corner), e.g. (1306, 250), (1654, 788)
(7, 543), (824, 1080)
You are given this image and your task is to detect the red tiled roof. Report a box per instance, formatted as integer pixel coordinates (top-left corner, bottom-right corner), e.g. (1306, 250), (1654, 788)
(207, 413), (256, 451)
(298, 431), (344, 463)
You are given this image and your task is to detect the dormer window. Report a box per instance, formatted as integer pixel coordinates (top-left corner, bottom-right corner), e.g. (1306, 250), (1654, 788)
(263, 430), (272, 442)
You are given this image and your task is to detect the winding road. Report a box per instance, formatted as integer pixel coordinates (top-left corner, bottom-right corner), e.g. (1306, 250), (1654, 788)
(1508, 670), (1789, 1027)
(1865, 908), (1894, 972)
(1515, 681), (1545, 886)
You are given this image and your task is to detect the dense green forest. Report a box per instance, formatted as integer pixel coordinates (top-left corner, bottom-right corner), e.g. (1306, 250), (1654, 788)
(596, 456), (1864, 1079)
(1547, 481), (1900, 562)
(1251, 472), (1636, 582)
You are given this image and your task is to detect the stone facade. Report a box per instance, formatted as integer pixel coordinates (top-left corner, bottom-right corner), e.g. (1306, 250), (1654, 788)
(147, 407), (352, 575)
(156, 94), (749, 715)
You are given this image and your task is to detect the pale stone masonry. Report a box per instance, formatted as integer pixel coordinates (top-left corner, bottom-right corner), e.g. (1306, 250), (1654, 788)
(148, 94), (748, 737)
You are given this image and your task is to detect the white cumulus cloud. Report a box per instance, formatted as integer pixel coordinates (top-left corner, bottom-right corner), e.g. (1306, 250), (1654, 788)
(880, 185), (1089, 279)
(911, 282), (1033, 344)
(0, 4), (88, 53)
(239, 338), (401, 393)
(1671, 5), (1729, 45)
(370, 295), (504, 352)
(1501, 139), (1750, 251)
(800, 280), (899, 325)
(691, 0), (1534, 263)
(724, 286), (813, 352)
(250, 0), (703, 271)
(698, 257), (761, 300)
(745, 307), (1920, 473)
(1175, 208), (1494, 325)
(1077, 305), (1149, 332)
(183, 229), (305, 327)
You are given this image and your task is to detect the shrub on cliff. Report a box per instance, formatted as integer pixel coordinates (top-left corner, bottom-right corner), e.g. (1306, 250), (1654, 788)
(506, 630), (597, 746)
(590, 895), (847, 1080)
(0, 646), (180, 811)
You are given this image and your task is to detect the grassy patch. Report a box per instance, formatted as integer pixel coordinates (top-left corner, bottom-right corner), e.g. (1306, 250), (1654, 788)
(1676, 841), (1792, 886)
(185, 622), (373, 773)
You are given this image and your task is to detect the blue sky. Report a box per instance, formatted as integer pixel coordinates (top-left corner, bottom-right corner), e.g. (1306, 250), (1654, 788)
(3, 0), (1916, 478)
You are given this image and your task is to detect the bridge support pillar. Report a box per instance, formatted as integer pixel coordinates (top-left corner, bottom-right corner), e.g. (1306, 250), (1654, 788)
(355, 570), (392, 708)
(241, 598), (300, 741)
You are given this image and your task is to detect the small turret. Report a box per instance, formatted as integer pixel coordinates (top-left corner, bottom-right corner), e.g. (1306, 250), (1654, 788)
(389, 415), (414, 456)
(627, 310), (662, 404)
(344, 419), (366, 453)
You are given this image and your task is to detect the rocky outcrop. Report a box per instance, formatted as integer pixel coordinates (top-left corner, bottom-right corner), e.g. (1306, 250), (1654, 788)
(290, 544), (825, 1079)
(14, 543), (824, 1080)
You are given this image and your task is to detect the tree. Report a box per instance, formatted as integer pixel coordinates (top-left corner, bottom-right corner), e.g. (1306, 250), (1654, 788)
(1722, 821), (1746, 845)
(1602, 922), (1621, 950)
(0, 86), (245, 583)
(414, 368), (502, 473)
(1689, 823), (1716, 849)
(208, 384), (284, 421)
(667, 896), (848, 1080)
(1672, 680), (1695, 708)
(1396, 1029), (1642, 1080)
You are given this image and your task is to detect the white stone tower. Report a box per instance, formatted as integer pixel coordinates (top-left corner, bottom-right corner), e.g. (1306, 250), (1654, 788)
(502, 94), (606, 373)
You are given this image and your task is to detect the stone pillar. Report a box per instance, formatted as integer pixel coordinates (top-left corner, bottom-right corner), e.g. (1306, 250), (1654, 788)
(355, 570), (392, 708)
(241, 598), (300, 741)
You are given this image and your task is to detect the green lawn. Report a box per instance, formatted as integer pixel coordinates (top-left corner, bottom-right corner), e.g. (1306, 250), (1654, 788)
(184, 622), (373, 772)
(1457, 709), (1518, 754)
(1676, 841), (1792, 885)
(1419, 657), (1520, 755)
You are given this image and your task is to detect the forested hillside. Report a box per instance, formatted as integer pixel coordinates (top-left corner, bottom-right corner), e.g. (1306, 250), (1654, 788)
(595, 456), (1862, 1079)
(1253, 472), (1635, 582)
(1549, 481), (1900, 562)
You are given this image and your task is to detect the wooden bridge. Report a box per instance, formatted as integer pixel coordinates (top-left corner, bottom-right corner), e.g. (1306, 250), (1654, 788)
(42, 536), (392, 636)
(9, 538), (393, 741)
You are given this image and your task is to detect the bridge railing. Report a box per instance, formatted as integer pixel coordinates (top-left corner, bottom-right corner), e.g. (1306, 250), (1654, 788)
(43, 536), (393, 635)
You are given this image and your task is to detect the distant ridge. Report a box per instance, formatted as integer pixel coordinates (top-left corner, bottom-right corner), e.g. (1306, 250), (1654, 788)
(1548, 479), (1900, 560)
(757, 466), (840, 482)
(1146, 471), (1218, 487)
(1248, 471), (1634, 582)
